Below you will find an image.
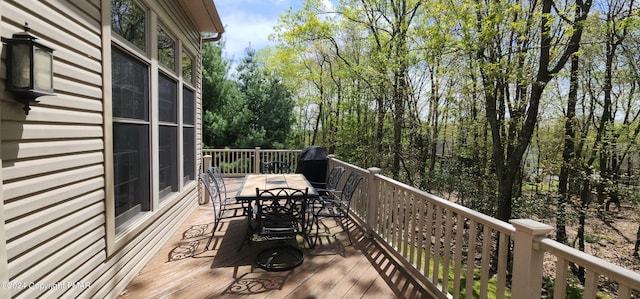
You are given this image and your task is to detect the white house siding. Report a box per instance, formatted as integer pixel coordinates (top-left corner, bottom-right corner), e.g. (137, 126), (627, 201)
(0, 0), (204, 298)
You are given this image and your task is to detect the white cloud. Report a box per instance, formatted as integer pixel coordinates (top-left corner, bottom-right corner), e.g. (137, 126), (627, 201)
(215, 0), (336, 68)
(215, 0), (288, 65)
(321, 0), (335, 10)
(221, 12), (277, 62)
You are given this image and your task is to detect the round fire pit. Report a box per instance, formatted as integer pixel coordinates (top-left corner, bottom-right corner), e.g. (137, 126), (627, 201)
(256, 245), (304, 271)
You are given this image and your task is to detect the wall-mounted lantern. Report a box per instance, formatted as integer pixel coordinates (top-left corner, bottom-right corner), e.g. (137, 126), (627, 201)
(2, 23), (54, 114)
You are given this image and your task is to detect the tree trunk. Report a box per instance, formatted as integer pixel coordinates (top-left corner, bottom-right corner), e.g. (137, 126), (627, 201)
(375, 94), (385, 167)
(634, 224), (640, 258)
(496, 172), (515, 221)
(480, 0), (591, 221)
(557, 49), (580, 244)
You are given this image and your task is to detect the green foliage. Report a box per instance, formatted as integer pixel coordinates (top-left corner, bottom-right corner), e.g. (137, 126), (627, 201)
(236, 47), (295, 148)
(202, 43), (296, 149)
(201, 42), (245, 148)
(410, 243), (512, 298)
(543, 275), (614, 299)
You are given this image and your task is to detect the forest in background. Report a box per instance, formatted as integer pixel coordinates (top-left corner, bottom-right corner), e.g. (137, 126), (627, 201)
(204, 0), (640, 287)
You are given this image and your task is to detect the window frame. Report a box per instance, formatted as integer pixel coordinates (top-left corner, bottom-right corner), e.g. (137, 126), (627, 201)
(182, 85), (196, 183)
(105, 0), (201, 255)
(157, 22), (177, 74)
(111, 45), (152, 228)
(110, 0), (148, 57)
(157, 71), (179, 200)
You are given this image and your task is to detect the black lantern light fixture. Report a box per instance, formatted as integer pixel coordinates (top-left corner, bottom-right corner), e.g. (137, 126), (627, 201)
(2, 23), (54, 114)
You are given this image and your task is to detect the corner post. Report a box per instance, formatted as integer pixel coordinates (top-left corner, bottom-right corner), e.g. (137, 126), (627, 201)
(365, 167), (382, 238)
(202, 155), (212, 203)
(327, 154), (335, 178)
(254, 147), (261, 174)
(510, 219), (554, 299)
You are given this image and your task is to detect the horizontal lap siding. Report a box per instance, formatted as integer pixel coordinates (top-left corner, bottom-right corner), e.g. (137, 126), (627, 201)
(1, 0), (203, 297)
(1, 1), (105, 298)
(91, 187), (198, 299)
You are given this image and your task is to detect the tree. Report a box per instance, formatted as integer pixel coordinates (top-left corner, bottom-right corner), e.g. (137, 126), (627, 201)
(463, 0), (592, 221)
(201, 42), (244, 148)
(236, 47), (295, 148)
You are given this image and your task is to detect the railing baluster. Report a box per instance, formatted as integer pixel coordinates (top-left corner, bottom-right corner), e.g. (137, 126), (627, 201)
(416, 196), (424, 274)
(496, 232), (508, 299)
(238, 151), (242, 173)
(432, 205), (443, 284)
(584, 270), (598, 299)
(384, 182), (392, 240)
(409, 194), (417, 266)
(397, 188), (404, 254)
(441, 208), (453, 293)
(379, 180), (385, 237)
(403, 189), (410, 257)
(480, 225), (491, 298)
(618, 285), (631, 299)
(228, 150), (232, 173)
(392, 187), (399, 251)
(453, 213), (464, 299)
(554, 257), (568, 299)
(466, 219), (476, 299)
(425, 201), (433, 276)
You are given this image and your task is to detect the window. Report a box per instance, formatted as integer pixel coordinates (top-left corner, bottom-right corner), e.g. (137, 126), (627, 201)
(110, 0), (198, 232)
(158, 73), (178, 198)
(112, 47), (150, 226)
(182, 52), (193, 84)
(112, 48), (148, 120)
(157, 25), (175, 71)
(111, 0), (146, 51)
(183, 87), (195, 183)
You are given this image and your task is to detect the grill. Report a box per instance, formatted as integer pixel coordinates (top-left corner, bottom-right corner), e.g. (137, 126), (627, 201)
(295, 146), (328, 188)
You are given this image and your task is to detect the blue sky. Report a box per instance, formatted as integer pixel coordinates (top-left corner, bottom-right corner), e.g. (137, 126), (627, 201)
(214, 0), (334, 66)
(214, 0), (300, 64)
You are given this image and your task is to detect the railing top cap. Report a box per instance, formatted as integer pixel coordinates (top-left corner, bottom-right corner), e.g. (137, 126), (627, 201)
(510, 219), (554, 234)
(367, 167), (382, 173)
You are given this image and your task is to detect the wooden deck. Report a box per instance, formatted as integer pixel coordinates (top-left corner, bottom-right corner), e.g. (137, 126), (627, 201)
(119, 178), (431, 298)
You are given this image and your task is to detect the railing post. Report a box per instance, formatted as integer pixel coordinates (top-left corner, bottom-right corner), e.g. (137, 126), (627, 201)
(365, 167), (382, 238)
(202, 155), (212, 204)
(510, 219), (554, 299)
(327, 154), (335, 172)
(254, 147), (261, 174)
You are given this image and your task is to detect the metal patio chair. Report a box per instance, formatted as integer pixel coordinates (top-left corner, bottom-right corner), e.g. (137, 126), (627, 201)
(252, 187), (311, 271)
(310, 172), (363, 247)
(312, 166), (345, 196)
(261, 161), (291, 174)
(199, 169), (249, 250)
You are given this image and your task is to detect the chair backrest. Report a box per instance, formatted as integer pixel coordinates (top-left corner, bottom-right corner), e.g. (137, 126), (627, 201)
(261, 161), (291, 174)
(255, 187), (308, 227)
(199, 172), (221, 215)
(325, 166), (345, 190)
(208, 166), (227, 197)
(340, 172), (363, 202)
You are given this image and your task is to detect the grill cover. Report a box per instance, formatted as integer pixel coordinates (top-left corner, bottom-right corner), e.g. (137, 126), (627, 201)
(295, 146), (328, 188)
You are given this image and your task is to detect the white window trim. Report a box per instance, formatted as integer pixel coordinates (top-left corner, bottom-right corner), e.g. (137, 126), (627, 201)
(104, 0), (200, 256)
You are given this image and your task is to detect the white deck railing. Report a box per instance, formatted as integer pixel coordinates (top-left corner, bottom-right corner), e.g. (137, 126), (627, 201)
(202, 149), (640, 298)
(203, 147), (301, 176)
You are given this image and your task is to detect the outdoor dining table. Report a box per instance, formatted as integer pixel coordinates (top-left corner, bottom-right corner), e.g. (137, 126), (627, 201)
(235, 173), (320, 236)
(235, 173), (320, 270)
(236, 173), (320, 200)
